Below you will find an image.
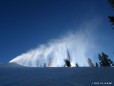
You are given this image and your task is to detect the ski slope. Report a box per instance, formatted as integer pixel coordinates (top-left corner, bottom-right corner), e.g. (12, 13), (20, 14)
(0, 63), (114, 86)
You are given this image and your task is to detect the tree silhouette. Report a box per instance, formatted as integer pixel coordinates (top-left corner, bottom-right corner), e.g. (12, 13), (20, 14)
(95, 62), (99, 67)
(98, 54), (104, 67)
(108, 0), (114, 9)
(102, 52), (110, 67)
(64, 50), (71, 67)
(87, 58), (94, 67)
(76, 63), (79, 67)
(64, 59), (71, 67)
(108, 0), (114, 29)
(108, 16), (114, 25)
(98, 52), (113, 67)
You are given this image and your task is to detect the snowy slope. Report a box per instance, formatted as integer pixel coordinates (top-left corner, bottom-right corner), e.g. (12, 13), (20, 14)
(0, 64), (114, 86)
(0, 63), (25, 67)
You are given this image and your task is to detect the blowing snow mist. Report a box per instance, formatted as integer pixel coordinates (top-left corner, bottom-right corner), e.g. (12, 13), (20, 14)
(9, 22), (98, 67)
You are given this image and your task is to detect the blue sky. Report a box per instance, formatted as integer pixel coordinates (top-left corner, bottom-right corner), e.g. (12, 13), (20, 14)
(0, 0), (114, 62)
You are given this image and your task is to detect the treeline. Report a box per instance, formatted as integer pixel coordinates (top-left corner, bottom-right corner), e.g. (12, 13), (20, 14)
(64, 51), (114, 67)
(43, 50), (114, 67)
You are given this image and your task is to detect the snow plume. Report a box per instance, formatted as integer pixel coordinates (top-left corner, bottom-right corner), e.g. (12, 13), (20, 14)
(10, 21), (99, 67)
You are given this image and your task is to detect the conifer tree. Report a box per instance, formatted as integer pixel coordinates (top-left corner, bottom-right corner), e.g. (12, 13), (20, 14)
(108, 0), (114, 29)
(95, 62), (99, 67)
(64, 50), (71, 67)
(108, 0), (114, 9)
(87, 58), (94, 67)
(64, 59), (71, 67)
(98, 52), (113, 67)
(76, 63), (79, 67)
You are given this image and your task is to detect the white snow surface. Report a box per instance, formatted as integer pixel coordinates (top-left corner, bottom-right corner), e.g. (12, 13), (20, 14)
(0, 63), (114, 86)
